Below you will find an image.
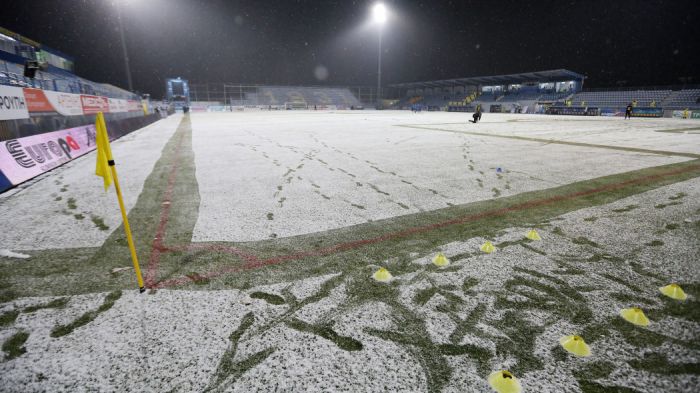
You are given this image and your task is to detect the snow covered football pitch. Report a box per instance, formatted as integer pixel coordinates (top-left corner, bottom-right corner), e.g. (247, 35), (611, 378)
(1, 110), (699, 392)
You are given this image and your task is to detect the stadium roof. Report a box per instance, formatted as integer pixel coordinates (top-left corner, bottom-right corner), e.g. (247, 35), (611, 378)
(389, 69), (584, 89)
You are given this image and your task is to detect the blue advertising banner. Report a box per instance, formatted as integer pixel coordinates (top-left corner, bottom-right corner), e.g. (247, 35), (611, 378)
(631, 107), (663, 118)
(546, 106), (598, 116)
(600, 108), (623, 117)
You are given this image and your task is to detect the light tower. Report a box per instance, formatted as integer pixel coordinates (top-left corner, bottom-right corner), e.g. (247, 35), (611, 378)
(115, 1), (133, 91)
(372, 3), (387, 108)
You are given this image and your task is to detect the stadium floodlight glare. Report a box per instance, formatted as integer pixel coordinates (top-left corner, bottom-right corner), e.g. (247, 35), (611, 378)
(372, 3), (387, 24)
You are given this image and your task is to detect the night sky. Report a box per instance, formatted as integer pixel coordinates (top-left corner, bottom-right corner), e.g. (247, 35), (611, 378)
(2, 0), (699, 97)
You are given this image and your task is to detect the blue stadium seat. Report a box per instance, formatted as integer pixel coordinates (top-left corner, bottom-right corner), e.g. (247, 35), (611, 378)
(0, 59), (138, 100)
(569, 90), (672, 108)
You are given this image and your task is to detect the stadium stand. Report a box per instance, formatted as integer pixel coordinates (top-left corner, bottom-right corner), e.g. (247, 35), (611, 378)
(415, 91), (574, 108)
(390, 95), (422, 109)
(477, 92), (502, 102)
(390, 68), (700, 116)
(249, 86), (361, 107)
(391, 70), (586, 110)
(661, 89), (700, 109)
(569, 90), (671, 108)
(0, 58), (137, 100)
(499, 91), (542, 102)
(0, 26), (159, 145)
(538, 92), (571, 101)
(419, 95), (452, 108)
(0, 26), (137, 100)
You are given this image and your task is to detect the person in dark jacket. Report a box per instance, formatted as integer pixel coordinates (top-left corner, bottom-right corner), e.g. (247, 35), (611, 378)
(625, 103), (633, 119)
(470, 106), (482, 123)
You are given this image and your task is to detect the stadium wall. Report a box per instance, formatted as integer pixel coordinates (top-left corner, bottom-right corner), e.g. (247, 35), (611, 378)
(0, 85), (162, 193)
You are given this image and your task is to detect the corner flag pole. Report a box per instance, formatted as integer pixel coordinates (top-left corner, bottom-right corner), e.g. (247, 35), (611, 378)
(95, 112), (145, 292)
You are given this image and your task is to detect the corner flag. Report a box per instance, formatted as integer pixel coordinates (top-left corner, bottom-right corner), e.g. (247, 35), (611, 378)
(94, 112), (145, 292)
(95, 113), (113, 190)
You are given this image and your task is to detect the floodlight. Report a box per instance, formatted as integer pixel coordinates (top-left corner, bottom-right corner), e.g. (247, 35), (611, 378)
(373, 3), (387, 24)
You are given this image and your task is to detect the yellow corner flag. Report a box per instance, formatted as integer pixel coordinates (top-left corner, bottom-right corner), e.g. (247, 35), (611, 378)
(95, 112), (145, 292)
(95, 114), (113, 190)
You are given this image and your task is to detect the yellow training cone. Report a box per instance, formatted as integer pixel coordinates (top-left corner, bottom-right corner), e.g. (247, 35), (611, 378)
(432, 252), (450, 267)
(372, 267), (393, 282)
(620, 307), (650, 326)
(526, 229), (541, 241)
(659, 283), (687, 301)
(559, 335), (591, 357)
(481, 241), (496, 254)
(487, 370), (522, 393)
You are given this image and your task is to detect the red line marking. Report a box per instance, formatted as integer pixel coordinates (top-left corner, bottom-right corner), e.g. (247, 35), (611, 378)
(160, 244), (260, 263)
(144, 133), (186, 287)
(152, 163), (700, 289)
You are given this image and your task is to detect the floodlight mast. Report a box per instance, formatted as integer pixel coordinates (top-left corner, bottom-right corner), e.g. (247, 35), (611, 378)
(115, 1), (133, 92)
(372, 3), (387, 109)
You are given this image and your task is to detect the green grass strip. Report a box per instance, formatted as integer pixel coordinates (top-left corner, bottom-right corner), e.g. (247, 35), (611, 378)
(23, 297), (69, 313)
(0, 309), (19, 326)
(162, 158), (700, 291)
(2, 331), (29, 360)
(397, 124), (700, 158)
(50, 290), (122, 338)
(206, 312), (277, 391)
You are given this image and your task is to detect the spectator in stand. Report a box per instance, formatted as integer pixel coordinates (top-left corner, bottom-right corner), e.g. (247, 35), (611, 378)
(650, 100), (656, 107)
(625, 103), (633, 119)
(632, 99), (638, 107)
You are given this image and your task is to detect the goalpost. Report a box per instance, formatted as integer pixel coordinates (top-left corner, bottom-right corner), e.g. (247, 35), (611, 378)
(284, 101), (308, 110)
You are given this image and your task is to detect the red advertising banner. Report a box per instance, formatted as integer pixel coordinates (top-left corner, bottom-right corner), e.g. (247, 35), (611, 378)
(81, 95), (110, 114)
(0, 125), (98, 186)
(23, 88), (56, 113)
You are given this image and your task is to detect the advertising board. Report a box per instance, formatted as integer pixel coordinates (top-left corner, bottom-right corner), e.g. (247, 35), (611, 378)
(0, 85), (29, 120)
(600, 108), (623, 117)
(0, 124), (97, 188)
(108, 98), (129, 113)
(671, 110), (700, 119)
(81, 95), (110, 114)
(127, 100), (141, 112)
(23, 88), (55, 113)
(631, 107), (663, 118)
(45, 91), (83, 116)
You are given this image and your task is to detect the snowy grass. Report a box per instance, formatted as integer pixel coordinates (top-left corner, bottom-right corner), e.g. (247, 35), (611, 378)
(1, 180), (698, 390)
(0, 111), (699, 391)
(190, 112), (695, 242)
(0, 114), (182, 250)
